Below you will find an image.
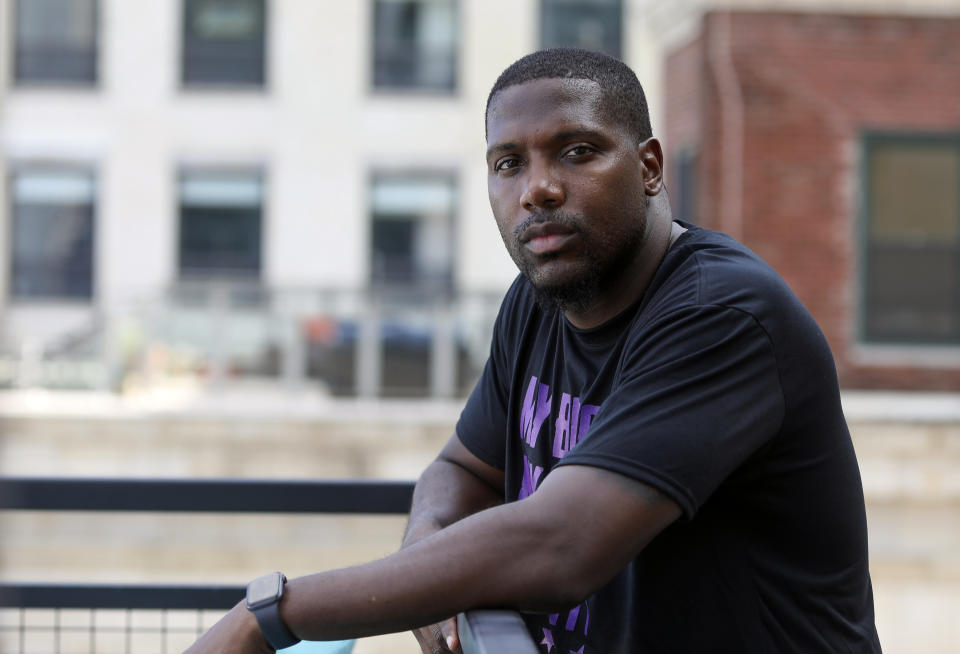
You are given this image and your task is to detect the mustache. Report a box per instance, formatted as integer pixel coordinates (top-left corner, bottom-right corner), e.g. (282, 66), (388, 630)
(512, 211), (583, 240)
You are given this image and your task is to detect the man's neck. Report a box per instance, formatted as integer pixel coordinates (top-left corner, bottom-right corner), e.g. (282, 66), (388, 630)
(563, 214), (676, 330)
(669, 220), (688, 248)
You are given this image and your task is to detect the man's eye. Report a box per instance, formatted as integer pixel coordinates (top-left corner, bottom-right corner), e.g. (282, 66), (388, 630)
(495, 158), (520, 172)
(565, 145), (593, 158)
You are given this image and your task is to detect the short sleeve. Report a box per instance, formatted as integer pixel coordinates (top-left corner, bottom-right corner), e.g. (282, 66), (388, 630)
(558, 304), (785, 518)
(454, 281), (528, 470)
(456, 352), (508, 470)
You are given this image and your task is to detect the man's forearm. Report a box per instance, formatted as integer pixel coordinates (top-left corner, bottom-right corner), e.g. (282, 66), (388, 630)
(187, 465), (679, 652)
(267, 463), (678, 643)
(402, 455), (504, 547)
(278, 496), (572, 642)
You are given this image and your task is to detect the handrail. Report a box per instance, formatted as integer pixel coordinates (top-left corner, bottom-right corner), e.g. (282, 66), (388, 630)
(458, 611), (540, 654)
(0, 476), (539, 653)
(0, 476), (415, 513)
(0, 583), (244, 610)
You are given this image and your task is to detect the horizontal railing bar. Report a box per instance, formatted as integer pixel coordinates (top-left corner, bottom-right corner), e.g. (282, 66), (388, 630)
(0, 626), (202, 634)
(0, 477), (415, 513)
(0, 477), (541, 652)
(0, 583), (244, 609)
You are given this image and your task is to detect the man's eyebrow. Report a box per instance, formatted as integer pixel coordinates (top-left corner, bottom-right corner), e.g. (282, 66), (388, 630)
(486, 128), (607, 158)
(486, 142), (518, 160)
(552, 128), (605, 142)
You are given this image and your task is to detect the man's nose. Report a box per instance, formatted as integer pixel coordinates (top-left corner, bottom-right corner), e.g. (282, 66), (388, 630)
(520, 162), (564, 211)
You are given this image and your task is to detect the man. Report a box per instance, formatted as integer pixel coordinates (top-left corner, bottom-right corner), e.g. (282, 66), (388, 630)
(188, 48), (881, 653)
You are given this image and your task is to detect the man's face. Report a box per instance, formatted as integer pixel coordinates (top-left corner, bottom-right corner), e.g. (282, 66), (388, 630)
(485, 78), (652, 313)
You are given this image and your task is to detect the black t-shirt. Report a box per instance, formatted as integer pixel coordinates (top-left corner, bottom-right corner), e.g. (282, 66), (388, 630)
(456, 223), (881, 653)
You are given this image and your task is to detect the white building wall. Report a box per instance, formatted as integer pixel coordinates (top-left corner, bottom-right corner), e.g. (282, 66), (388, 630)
(0, 0), (663, 351)
(3, 0), (950, 350)
(0, 0), (536, 337)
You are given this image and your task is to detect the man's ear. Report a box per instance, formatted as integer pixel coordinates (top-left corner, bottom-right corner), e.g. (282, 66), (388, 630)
(638, 138), (664, 196)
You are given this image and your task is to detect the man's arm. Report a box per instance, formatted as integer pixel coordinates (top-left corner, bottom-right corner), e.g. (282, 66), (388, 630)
(402, 434), (506, 549)
(402, 435), (505, 653)
(186, 457), (680, 652)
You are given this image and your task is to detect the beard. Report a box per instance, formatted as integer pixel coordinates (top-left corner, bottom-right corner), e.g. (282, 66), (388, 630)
(508, 210), (646, 316)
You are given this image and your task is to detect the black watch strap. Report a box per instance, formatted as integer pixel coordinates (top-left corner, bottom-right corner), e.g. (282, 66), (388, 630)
(246, 572), (301, 650)
(251, 599), (300, 650)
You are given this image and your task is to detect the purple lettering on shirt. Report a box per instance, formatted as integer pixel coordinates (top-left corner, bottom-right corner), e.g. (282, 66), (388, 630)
(569, 396), (582, 447)
(564, 605), (580, 631)
(519, 454), (543, 500)
(552, 392), (572, 459)
(553, 395), (596, 458)
(576, 403), (601, 445)
(519, 375), (552, 448)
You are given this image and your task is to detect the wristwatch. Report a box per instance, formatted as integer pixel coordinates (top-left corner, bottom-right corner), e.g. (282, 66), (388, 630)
(245, 571), (301, 650)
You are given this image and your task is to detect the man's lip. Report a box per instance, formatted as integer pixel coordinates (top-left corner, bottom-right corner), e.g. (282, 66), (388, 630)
(520, 222), (578, 255)
(525, 232), (577, 255)
(519, 222), (575, 244)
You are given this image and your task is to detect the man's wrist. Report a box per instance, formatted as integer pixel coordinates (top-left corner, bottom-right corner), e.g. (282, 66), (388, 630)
(236, 601), (274, 652)
(245, 572), (301, 650)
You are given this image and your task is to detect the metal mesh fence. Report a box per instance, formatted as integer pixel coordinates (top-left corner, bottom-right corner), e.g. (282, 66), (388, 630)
(0, 607), (222, 654)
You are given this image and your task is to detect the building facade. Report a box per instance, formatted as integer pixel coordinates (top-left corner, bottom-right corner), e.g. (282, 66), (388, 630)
(1, 0), (957, 393)
(663, 9), (960, 389)
(0, 0), (651, 395)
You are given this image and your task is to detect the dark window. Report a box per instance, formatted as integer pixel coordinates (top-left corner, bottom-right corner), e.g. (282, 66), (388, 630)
(10, 168), (95, 300)
(541, 0), (622, 58)
(862, 135), (960, 345)
(178, 171), (263, 278)
(182, 0), (266, 86)
(372, 0), (457, 91)
(14, 0), (98, 84)
(370, 174), (455, 291)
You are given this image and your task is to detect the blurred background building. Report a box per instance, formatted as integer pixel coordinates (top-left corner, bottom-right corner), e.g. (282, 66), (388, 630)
(0, 0), (958, 652)
(1, 0), (958, 396)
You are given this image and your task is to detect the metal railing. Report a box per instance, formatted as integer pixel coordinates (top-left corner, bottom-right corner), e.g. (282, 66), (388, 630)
(0, 476), (537, 653)
(0, 283), (502, 398)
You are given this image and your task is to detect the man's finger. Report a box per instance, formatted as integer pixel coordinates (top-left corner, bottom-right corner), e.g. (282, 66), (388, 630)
(414, 626), (447, 654)
(440, 617), (461, 653)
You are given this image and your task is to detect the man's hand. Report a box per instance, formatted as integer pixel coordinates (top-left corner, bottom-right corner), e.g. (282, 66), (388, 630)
(412, 616), (461, 653)
(185, 601), (274, 654)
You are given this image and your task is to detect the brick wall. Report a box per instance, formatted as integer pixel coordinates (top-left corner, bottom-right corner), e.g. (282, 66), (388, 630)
(664, 11), (960, 390)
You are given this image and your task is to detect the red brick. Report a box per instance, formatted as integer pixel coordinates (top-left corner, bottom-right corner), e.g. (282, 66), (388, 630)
(664, 11), (960, 390)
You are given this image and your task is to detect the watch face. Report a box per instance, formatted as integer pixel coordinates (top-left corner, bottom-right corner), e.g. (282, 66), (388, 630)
(246, 572), (283, 609)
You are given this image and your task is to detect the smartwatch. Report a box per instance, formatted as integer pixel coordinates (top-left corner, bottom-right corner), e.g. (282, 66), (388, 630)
(245, 571), (301, 650)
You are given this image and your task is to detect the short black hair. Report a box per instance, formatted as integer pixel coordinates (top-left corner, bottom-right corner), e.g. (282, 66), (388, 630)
(485, 48), (652, 143)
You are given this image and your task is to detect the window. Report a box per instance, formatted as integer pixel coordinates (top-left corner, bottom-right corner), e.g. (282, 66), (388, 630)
(182, 0), (266, 86)
(370, 174), (455, 291)
(861, 135), (960, 345)
(14, 0), (98, 84)
(372, 0), (457, 91)
(10, 168), (95, 300)
(178, 171), (263, 278)
(541, 0), (622, 58)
